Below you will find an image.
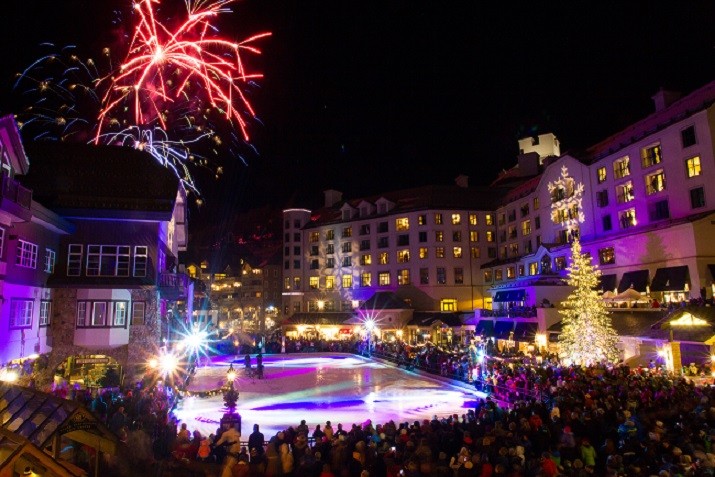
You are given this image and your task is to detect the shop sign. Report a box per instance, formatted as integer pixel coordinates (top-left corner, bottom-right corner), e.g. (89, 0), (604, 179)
(75, 357), (110, 365)
(59, 412), (98, 434)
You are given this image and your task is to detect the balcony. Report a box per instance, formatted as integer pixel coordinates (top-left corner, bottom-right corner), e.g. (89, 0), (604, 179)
(159, 272), (190, 301)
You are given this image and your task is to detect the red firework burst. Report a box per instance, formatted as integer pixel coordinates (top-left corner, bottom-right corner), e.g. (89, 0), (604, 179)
(96, 0), (270, 142)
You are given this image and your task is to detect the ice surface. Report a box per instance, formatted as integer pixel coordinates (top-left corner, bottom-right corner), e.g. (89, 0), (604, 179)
(173, 353), (485, 439)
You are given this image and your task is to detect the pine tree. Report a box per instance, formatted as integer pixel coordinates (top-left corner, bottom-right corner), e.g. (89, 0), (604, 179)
(558, 238), (620, 365)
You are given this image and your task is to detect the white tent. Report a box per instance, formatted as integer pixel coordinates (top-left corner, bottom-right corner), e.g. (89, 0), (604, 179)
(614, 288), (646, 302)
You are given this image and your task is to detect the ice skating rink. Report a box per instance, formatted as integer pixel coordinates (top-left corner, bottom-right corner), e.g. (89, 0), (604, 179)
(173, 353), (483, 438)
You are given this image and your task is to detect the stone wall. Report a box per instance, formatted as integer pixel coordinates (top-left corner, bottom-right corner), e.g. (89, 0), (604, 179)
(47, 287), (161, 385)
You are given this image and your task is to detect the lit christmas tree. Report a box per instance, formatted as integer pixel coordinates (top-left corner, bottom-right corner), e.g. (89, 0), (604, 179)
(548, 166), (620, 365)
(558, 239), (620, 365)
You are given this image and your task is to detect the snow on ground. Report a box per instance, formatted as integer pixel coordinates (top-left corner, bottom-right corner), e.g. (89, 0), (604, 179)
(173, 353), (484, 438)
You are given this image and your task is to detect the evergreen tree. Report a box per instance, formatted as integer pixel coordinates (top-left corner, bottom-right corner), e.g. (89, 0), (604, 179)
(558, 238), (620, 365)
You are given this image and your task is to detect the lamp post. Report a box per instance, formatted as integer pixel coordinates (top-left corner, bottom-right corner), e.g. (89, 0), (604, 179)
(221, 363), (241, 433)
(364, 318), (376, 357)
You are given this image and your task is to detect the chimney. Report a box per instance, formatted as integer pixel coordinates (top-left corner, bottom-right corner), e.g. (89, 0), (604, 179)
(323, 189), (343, 208)
(652, 88), (681, 112)
(455, 175), (469, 188)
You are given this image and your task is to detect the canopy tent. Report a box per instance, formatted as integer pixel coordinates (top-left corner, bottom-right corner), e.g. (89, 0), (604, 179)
(614, 288), (646, 302)
(513, 322), (538, 341)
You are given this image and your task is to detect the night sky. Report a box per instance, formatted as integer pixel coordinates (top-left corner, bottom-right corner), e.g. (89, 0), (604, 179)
(1, 1), (715, 222)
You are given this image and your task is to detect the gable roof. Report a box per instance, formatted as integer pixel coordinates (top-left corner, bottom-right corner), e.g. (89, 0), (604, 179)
(19, 142), (180, 220)
(305, 184), (510, 228)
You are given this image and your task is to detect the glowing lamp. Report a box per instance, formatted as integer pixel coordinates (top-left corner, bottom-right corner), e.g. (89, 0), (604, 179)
(158, 352), (179, 376)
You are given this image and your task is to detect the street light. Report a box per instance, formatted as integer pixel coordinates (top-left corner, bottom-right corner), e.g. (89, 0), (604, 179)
(364, 318), (376, 357)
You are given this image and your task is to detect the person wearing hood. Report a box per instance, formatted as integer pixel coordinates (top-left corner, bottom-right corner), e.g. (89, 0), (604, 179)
(215, 425), (241, 477)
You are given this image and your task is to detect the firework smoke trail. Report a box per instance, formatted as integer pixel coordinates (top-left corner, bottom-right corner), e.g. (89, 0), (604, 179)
(96, 0), (271, 143)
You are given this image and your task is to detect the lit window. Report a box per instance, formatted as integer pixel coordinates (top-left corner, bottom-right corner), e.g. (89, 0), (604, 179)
(451, 214), (461, 225)
(616, 181), (635, 203)
(533, 197), (540, 209)
(597, 166), (607, 183)
(469, 214), (477, 225)
(619, 208), (637, 229)
(325, 276), (335, 290)
(418, 215), (427, 225)
(440, 299), (457, 311)
(470, 231), (478, 242)
(361, 272), (372, 287)
(378, 272), (390, 286)
(494, 269), (503, 281)
(453, 247), (462, 258)
(470, 247), (480, 258)
(485, 214), (493, 226)
(294, 277), (301, 289)
(613, 156), (630, 179)
(309, 277), (319, 289)
(342, 275), (352, 288)
(16, 240), (38, 269)
(397, 250), (410, 263)
(509, 243), (519, 256)
(10, 299), (33, 329)
(342, 227), (352, 238)
(521, 220), (531, 236)
(325, 230), (335, 240)
(360, 254), (372, 265)
(483, 270), (493, 282)
(419, 247), (428, 259)
(114, 302), (127, 326)
(436, 247), (445, 258)
(284, 277), (291, 290)
(486, 231), (494, 242)
(507, 266), (515, 279)
(395, 217), (409, 231)
(529, 262), (538, 275)
(397, 269), (410, 285)
(379, 252), (389, 265)
(645, 169), (666, 195)
(435, 231), (443, 242)
(598, 247), (615, 265)
(434, 213), (443, 224)
(641, 143), (662, 168)
(686, 156), (701, 177)
(310, 232), (319, 242)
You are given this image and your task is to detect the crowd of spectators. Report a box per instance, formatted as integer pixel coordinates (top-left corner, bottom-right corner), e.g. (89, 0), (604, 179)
(46, 337), (715, 477)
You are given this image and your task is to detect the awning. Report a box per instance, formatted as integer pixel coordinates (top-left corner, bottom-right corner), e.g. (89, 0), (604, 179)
(513, 322), (538, 341)
(493, 290), (526, 302)
(598, 274), (617, 292)
(476, 320), (494, 335)
(494, 320), (515, 338)
(650, 266), (689, 292)
(618, 270), (649, 293)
